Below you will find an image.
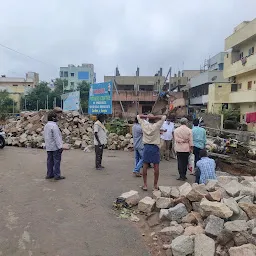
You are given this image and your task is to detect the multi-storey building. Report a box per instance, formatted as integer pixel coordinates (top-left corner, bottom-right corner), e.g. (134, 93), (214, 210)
(60, 64), (96, 90)
(223, 19), (256, 131)
(189, 52), (230, 111)
(0, 72), (39, 110)
(104, 67), (165, 117)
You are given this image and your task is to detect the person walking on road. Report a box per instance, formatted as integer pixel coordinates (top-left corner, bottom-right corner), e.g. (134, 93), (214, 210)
(137, 114), (166, 191)
(160, 117), (175, 161)
(43, 111), (65, 180)
(132, 117), (144, 177)
(174, 117), (193, 181)
(94, 113), (107, 170)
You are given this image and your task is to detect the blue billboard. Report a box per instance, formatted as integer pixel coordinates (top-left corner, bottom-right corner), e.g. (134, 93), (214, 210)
(88, 81), (113, 114)
(78, 71), (89, 80)
(62, 91), (80, 111)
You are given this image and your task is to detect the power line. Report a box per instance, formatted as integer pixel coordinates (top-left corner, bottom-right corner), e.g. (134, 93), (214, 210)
(0, 42), (55, 68)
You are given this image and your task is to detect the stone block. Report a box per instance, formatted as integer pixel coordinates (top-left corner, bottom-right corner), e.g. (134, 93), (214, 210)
(205, 215), (224, 237)
(119, 190), (140, 206)
(194, 234), (215, 256)
(138, 197), (156, 213)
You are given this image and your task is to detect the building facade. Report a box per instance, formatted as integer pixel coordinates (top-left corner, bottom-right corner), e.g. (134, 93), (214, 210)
(0, 72), (39, 110)
(60, 64), (96, 90)
(169, 70), (200, 91)
(223, 19), (256, 131)
(104, 67), (165, 118)
(189, 52), (230, 110)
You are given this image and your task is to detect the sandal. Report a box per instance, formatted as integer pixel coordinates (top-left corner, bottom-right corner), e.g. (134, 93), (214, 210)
(140, 186), (148, 191)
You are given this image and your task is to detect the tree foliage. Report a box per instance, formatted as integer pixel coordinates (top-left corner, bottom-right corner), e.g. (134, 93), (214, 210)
(0, 90), (17, 119)
(77, 81), (90, 113)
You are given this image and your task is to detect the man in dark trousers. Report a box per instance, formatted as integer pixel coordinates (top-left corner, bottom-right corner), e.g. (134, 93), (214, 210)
(43, 111), (65, 180)
(94, 113), (107, 170)
(174, 117), (193, 181)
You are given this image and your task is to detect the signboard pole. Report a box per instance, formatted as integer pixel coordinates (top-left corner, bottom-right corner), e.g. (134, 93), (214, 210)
(113, 79), (125, 116)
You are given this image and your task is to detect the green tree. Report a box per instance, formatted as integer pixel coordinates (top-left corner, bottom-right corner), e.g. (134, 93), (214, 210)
(24, 82), (51, 110)
(77, 81), (90, 113)
(0, 90), (17, 119)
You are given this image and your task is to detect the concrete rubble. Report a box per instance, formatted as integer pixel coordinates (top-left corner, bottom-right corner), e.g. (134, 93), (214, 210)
(117, 172), (256, 255)
(4, 110), (134, 151)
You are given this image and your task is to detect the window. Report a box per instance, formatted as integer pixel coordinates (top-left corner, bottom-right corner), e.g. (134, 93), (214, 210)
(13, 84), (18, 86)
(226, 53), (229, 58)
(218, 85), (222, 88)
(70, 82), (74, 86)
(64, 71), (68, 77)
(231, 84), (238, 92)
(28, 85), (30, 87)
(249, 47), (254, 56)
(238, 83), (242, 89)
(60, 71), (63, 77)
(248, 81), (252, 90)
(239, 52), (244, 59)
(249, 105), (252, 108)
(71, 73), (74, 77)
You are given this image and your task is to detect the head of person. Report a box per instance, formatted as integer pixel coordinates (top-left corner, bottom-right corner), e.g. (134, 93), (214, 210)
(193, 118), (200, 127)
(199, 149), (208, 158)
(148, 113), (155, 124)
(48, 111), (58, 122)
(97, 113), (105, 123)
(180, 117), (188, 126)
(166, 118), (171, 125)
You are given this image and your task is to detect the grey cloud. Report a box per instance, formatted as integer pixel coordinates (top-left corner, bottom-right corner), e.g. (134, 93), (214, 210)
(0, 0), (256, 81)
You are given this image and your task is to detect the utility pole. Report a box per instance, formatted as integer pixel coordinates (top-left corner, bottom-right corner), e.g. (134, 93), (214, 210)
(37, 100), (39, 111)
(46, 95), (49, 109)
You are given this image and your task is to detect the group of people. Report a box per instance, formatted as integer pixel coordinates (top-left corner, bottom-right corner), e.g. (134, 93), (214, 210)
(132, 114), (217, 190)
(43, 110), (216, 189)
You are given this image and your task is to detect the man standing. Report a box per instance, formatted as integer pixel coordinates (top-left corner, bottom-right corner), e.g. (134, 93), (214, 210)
(192, 118), (207, 165)
(174, 118), (193, 181)
(94, 113), (107, 170)
(43, 111), (65, 180)
(137, 114), (166, 191)
(132, 117), (144, 177)
(196, 149), (216, 184)
(160, 117), (175, 161)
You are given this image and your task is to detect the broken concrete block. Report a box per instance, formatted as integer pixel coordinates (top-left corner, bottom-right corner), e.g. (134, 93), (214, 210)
(159, 186), (171, 197)
(119, 190), (140, 206)
(224, 220), (248, 232)
(194, 234), (215, 256)
(238, 202), (256, 219)
(205, 215), (224, 237)
(223, 180), (243, 197)
(159, 225), (184, 239)
(156, 197), (173, 209)
(184, 225), (204, 236)
(200, 198), (233, 218)
(167, 203), (188, 221)
(138, 197), (156, 213)
(229, 244), (256, 256)
(179, 182), (192, 197)
(171, 235), (194, 256)
(186, 184), (208, 202)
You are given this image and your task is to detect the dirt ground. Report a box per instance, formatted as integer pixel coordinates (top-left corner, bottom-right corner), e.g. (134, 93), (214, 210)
(0, 147), (195, 256)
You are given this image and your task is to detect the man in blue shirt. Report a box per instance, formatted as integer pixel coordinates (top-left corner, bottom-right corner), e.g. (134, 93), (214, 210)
(192, 118), (206, 165)
(196, 149), (217, 184)
(132, 117), (144, 177)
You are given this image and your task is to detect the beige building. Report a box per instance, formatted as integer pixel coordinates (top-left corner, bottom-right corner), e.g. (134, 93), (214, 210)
(169, 70), (200, 91)
(0, 72), (39, 110)
(224, 18), (256, 131)
(104, 67), (165, 117)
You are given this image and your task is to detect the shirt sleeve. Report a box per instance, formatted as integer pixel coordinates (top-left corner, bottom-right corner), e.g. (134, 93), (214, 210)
(203, 129), (207, 147)
(53, 126), (63, 149)
(156, 115), (166, 129)
(189, 129), (194, 147)
(94, 124), (99, 133)
(137, 115), (142, 124)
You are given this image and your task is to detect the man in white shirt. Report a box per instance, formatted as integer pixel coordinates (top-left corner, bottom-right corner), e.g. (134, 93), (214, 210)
(160, 117), (175, 161)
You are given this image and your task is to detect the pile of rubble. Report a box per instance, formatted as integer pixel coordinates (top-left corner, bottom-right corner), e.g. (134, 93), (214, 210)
(4, 110), (133, 151)
(118, 175), (256, 256)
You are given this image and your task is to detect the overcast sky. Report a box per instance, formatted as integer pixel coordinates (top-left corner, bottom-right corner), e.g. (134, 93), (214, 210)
(0, 0), (256, 82)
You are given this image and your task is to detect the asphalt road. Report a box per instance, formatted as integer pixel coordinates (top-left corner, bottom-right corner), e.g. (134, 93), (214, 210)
(0, 147), (194, 256)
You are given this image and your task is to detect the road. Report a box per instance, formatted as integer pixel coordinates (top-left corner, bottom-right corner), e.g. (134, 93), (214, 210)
(0, 147), (194, 256)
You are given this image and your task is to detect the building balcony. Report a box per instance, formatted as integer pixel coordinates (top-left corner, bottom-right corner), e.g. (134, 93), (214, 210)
(224, 53), (256, 78)
(225, 19), (256, 50)
(112, 90), (158, 102)
(229, 90), (256, 103)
